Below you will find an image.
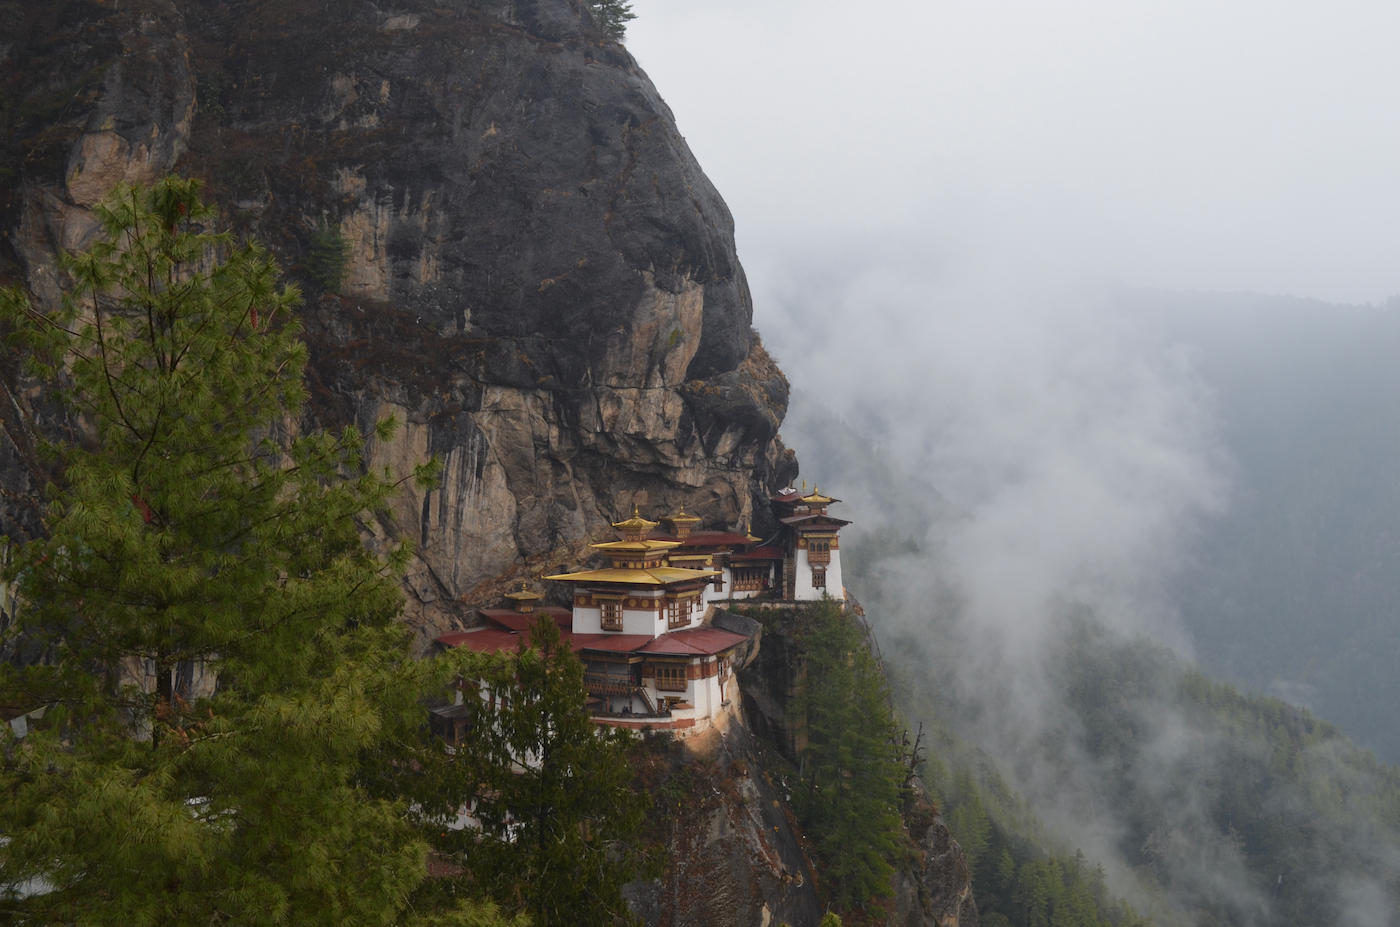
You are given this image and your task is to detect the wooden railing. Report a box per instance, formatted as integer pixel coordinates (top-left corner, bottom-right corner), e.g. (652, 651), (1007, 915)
(584, 675), (634, 696)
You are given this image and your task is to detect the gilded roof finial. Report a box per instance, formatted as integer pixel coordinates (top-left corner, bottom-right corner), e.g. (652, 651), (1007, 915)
(613, 506), (660, 539)
(802, 479), (807, 492)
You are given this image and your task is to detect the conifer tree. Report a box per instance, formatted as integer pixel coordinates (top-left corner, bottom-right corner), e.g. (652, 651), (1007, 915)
(428, 613), (651, 927)
(585, 0), (635, 39)
(946, 769), (992, 879)
(0, 178), (511, 927)
(791, 598), (905, 913)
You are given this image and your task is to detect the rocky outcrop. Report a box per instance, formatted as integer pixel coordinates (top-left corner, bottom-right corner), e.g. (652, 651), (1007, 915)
(0, 0), (796, 649)
(631, 721), (823, 927)
(893, 782), (980, 927)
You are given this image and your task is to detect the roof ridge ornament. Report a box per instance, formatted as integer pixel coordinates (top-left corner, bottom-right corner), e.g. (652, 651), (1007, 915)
(612, 505), (660, 540)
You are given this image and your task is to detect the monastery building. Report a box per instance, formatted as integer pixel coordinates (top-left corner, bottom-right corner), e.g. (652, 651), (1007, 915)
(437, 484), (849, 735)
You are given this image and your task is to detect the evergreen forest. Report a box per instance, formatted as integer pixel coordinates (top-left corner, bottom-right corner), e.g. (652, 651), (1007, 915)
(843, 526), (1400, 927)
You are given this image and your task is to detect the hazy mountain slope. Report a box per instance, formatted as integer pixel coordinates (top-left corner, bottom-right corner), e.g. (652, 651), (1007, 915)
(785, 390), (1400, 926)
(1124, 290), (1400, 763)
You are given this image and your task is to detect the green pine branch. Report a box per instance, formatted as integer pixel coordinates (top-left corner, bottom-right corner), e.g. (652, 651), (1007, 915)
(0, 178), (511, 927)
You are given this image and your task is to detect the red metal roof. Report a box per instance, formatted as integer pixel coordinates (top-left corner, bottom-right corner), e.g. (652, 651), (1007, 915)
(730, 546), (785, 561)
(638, 627), (749, 656)
(632, 529), (755, 548)
(437, 627), (525, 654)
(570, 633), (657, 653)
(440, 623), (750, 659)
(679, 531), (755, 547)
(779, 514), (851, 528)
(439, 609), (586, 654)
(480, 607), (573, 632)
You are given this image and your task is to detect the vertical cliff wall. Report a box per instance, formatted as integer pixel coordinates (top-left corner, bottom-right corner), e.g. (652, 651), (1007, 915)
(0, 0), (797, 647)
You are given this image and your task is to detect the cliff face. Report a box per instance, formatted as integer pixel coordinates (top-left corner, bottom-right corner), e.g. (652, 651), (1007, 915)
(738, 601), (980, 927)
(629, 721), (824, 927)
(0, 0), (796, 647)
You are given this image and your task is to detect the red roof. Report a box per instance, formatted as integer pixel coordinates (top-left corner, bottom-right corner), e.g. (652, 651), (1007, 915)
(570, 633), (657, 653)
(437, 627), (526, 654)
(440, 622), (750, 660)
(481, 607), (573, 632)
(638, 627), (749, 656)
(678, 531), (755, 547)
(439, 609), (585, 654)
(779, 514), (851, 528)
(622, 529), (755, 548)
(731, 546), (785, 561)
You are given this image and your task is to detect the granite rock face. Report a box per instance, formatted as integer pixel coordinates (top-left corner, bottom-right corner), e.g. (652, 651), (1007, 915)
(893, 782), (981, 927)
(0, 0), (796, 648)
(635, 722), (823, 927)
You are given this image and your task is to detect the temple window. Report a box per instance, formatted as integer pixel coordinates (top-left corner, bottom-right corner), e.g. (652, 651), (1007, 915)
(733, 568), (766, 592)
(655, 664), (687, 692)
(667, 596), (693, 629)
(812, 568), (826, 588)
(601, 600), (623, 630)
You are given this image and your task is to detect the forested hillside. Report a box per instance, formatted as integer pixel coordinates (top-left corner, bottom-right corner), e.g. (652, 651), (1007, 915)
(854, 539), (1400, 927)
(1125, 290), (1400, 765)
(783, 387), (1400, 927)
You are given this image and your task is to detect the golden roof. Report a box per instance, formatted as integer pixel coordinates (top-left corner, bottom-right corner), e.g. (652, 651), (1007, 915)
(745, 522), (761, 543)
(544, 565), (720, 585)
(610, 509), (658, 537)
(800, 485), (836, 505)
(591, 538), (681, 554)
(664, 505), (702, 527)
(503, 582), (542, 601)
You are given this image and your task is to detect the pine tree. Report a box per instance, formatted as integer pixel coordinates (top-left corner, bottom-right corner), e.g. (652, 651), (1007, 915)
(585, 0), (635, 39)
(307, 215), (349, 294)
(946, 770), (992, 879)
(791, 598), (905, 913)
(0, 178), (511, 927)
(430, 612), (651, 927)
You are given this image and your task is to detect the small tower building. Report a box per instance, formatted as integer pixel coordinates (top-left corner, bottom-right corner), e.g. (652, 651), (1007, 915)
(771, 483), (850, 600)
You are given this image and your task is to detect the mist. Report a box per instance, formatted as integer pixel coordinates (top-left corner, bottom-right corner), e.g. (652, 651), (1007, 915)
(624, 2), (1400, 922)
(755, 237), (1400, 925)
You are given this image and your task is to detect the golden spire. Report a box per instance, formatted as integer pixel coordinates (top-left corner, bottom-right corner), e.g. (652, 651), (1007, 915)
(612, 505), (659, 541)
(504, 581), (543, 612)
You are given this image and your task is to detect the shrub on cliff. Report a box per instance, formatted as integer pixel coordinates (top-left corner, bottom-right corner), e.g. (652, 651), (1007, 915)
(307, 215), (349, 294)
(791, 598), (905, 914)
(0, 178), (511, 927)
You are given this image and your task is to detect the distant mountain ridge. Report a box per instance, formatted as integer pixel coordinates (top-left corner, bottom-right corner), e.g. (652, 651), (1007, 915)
(1124, 289), (1400, 764)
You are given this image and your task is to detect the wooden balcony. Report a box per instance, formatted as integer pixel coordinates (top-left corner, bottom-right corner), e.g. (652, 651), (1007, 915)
(584, 675), (635, 696)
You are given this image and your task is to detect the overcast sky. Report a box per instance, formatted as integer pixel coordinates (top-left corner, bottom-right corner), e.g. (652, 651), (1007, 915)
(627, 0), (1400, 307)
